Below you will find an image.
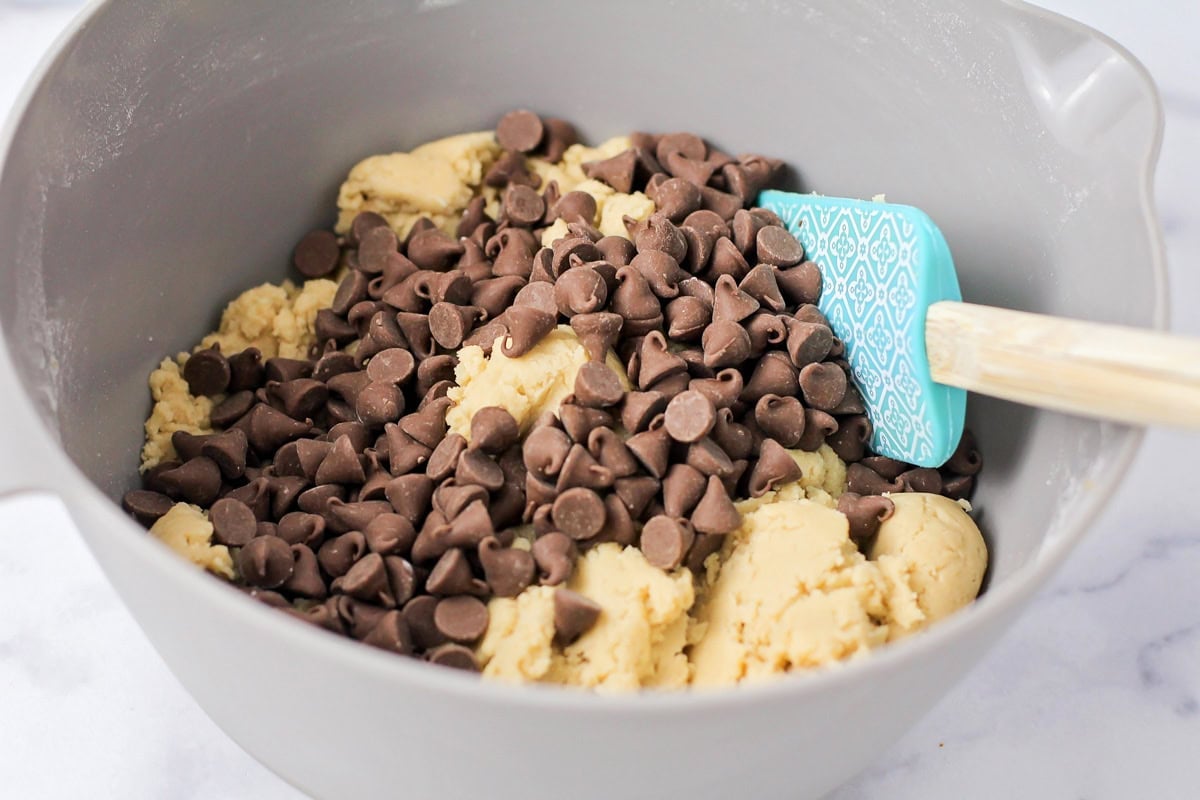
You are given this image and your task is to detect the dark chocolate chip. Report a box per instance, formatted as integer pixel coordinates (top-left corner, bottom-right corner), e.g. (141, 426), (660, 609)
(121, 489), (174, 527)
(293, 229), (341, 278)
(182, 347), (231, 397)
(426, 643), (479, 671)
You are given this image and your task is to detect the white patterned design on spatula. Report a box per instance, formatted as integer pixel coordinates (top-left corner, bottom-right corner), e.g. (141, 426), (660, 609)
(771, 201), (935, 465)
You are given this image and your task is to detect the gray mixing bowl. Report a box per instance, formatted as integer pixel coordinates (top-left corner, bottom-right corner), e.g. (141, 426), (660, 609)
(0, 1), (1165, 798)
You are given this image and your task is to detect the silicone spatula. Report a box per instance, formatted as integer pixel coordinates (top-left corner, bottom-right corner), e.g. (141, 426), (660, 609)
(759, 190), (1200, 468)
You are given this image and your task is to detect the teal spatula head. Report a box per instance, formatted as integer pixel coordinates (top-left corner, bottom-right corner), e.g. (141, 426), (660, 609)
(759, 190), (966, 468)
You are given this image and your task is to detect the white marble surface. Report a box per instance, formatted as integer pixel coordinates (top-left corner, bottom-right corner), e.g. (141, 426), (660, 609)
(1, 1), (1198, 797)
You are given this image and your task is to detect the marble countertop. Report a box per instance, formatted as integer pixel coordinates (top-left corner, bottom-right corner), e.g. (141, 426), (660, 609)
(2, 1), (1197, 797)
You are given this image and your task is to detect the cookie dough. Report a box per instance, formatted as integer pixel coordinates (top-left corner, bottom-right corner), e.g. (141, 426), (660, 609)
(336, 131), (500, 237)
(870, 492), (988, 639)
(140, 278), (337, 470)
(199, 279), (337, 361)
(149, 502), (235, 579)
(477, 543), (695, 691)
(446, 326), (630, 440)
(141, 356), (213, 471)
(689, 492), (986, 687)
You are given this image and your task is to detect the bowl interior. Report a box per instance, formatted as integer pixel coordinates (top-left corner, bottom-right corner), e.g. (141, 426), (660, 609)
(0, 0), (1161, 591)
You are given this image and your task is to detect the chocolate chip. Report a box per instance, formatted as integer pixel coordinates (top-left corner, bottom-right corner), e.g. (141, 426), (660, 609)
(691, 475), (741, 535)
(640, 515), (695, 571)
(171, 430), (211, 463)
(553, 589), (601, 645)
(586, 427), (638, 479)
(583, 149), (637, 193)
(156, 457), (222, 506)
(433, 482), (489, 522)
(565, 312), (621, 363)
(555, 443), (614, 492)
(270, 378), (329, 421)
(349, 211), (389, 246)
(837, 492), (895, 547)
(798, 362), (848, 411)
(756, 225), (805, 267)
(433, 595), (489, 643)
(209, 497), (257, 546)
(896, 467), (943, 494)
(846, 462), (903, 496)
(121, 489), (174, 527)
(503, 184), (546, 228)
(319, 500), (384, 537)
(335, 552), (394, 607)
(633, 212), (687, 263)
(358, 225), (400, 274)
(553, 266), (607, 318)
(397, 595), (443, 650)
(699, 186), (744, 221)
(238, 535), (294, 589)
(614, 475), (659, 520)
(455, 448), (505, 491)
(313, 435), (365, 486)
(362, 610), (413, 655)
(945, 430), (983, 476)
(223, 477), (272, 521)
(553, 190), (597, 225)
(424, 433), (466, 483)
(573, 362), (625, 408)
(485, 149), (539, 189)
(662, 463), (707, 518)
(275, 511), (324, 548)
(293, 229), (341, 278)
(209, 390), (255, 428)
(552, 487), (606, 540)
(355, 381), (404, 428)
(754, 394), (806, 448)
(711, 408), (754, 461)
(532, 532), (576, 586)
(407, 229), (464, 271)
(826, 415), (872, 462)
(747, 438), (803, 497)
(426, 643), (479, 671)
(795, 408), (838, 452)
(233, 403), (312, 455)
(685, 532), (725, 574)
(541, 117), (578, 162)
(182, 347), (231, 397)
(784, 319), (835, 368)
(778, 263), (823, 307)
(664, 390), (717, 443)
(384, 474), (432, 527)
(283, 544), (328, 599)
(499, 306), (556, 358)
(621, 416), (669, 477)
(477, 537), (536, 597)
(558, 405), (612, 444)
(701, 320), (751, 368)
(743, 352), (799, 402)
(496, 109), (545, 153)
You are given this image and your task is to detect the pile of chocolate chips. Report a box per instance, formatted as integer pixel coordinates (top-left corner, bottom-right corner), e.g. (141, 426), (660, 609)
(122, 111), (983, 671)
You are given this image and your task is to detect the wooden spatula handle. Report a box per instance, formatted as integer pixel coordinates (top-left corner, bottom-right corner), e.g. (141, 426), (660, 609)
(925, 301), (1200, 428)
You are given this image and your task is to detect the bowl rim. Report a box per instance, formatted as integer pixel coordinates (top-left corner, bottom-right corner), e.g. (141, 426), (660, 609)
(0, 0), (1167, 714)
